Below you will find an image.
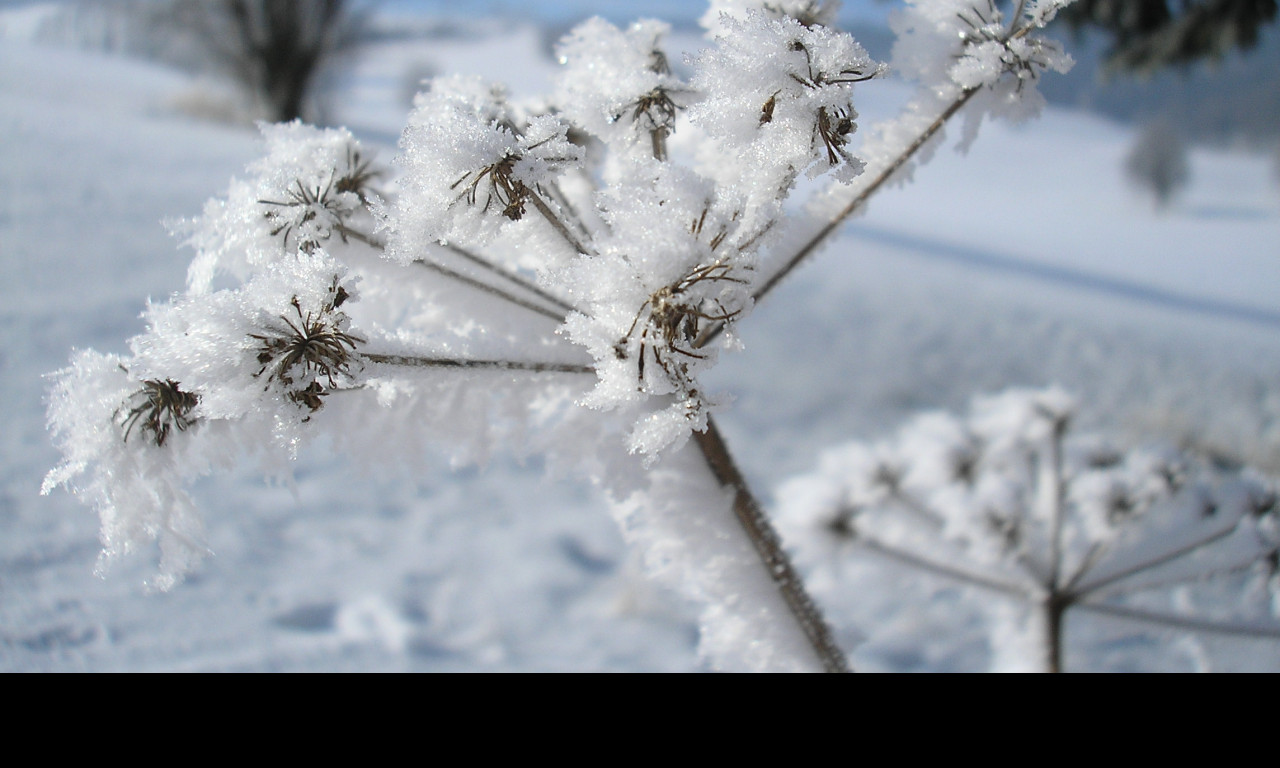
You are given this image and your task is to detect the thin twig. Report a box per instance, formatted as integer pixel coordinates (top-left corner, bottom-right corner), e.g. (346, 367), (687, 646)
(1076, 601), (1280, 640)
(338, 222), (576, 320)
(756, 87), (980, 306)
(692, 416), (851, 673)
(699, 22), (1047, 349)
(1062, 541), (1108, 595)
(1071, 520), (1244, 599)
(337, 224), (385, 249)
(528, 188), (593, 256)
(364, 352), (592, 375)
(1048, 414), (1067, 590)
(887, 488), (945, 528)
(414, 260), (567, 323)
(1080, 550), (1276, 602)
(696, 88), (982, 350)
(442, 242), (580, 315)
(856, 537), (1035, 599)
(541, 178), (595, 248)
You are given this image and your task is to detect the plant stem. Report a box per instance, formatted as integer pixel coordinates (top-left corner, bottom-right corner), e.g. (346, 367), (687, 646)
(857, 537), (1033, 598)
(692, 416), (851, 673)
(442, 242), (580, 315)
(1048, 411), (1068, 591)
(363, 353), (592, 374)
(1046, 592), (1067, 673)
(1071, 519), (1244, 599)
(529, 189), (593, 256)
(697, 87), (982, 350)
(1075, 602), (1280, 640)
(414, 260), (567, 322)
(651, 128), (668, 162)
(755, 87), (980, 306)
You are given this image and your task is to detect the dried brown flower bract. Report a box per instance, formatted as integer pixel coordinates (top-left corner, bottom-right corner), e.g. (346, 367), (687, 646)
(612, 87), (684, 161)
(333, 145), (381, 202)
(815, 105), (855, 165)
(616, 260), (748, 393)
(259, 145), (382, 253)
(250, 285), (362, 413)
(452, 153), (532, 221)
(118, 378), (200, 447)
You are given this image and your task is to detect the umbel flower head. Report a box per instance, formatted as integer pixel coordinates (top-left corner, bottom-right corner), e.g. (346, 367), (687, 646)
(118, 378), (200, 447)
(250, 278), (362, 414)
(689, 8), (884, 223)
(385, 76), (583, 257)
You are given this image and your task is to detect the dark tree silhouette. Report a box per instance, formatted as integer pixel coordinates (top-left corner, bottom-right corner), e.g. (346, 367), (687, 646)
(177, 0), (366, 123)
(1062, 0), (1277, 73)
(1125, 121), (1190, 209)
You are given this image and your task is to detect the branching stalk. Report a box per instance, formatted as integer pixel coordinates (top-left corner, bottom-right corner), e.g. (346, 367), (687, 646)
(693, 416), (850, 673)
(528, 188), (593, 256)
(696, 88), (982, 350)
(1071, 520), (1244, 599)
(1076, 601), (1280, 640)
(1078, 547), (1274, 602)
(757, 88), (980, 305)
(857, 536), (1034, 598)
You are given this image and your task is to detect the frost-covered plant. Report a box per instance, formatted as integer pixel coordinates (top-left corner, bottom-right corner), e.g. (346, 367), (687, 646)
(777, 388), (1280, 672)
(44, 0), (1077, 672)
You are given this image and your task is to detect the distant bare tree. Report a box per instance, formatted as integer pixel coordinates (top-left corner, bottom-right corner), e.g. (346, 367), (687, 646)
(1126, 121), (1191, 209)
(173, 0), (367, 123)
(1273, 140), (1280, 190)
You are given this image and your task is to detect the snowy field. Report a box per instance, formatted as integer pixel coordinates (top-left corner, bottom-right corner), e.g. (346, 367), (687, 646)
(3, 4), (1280, 672)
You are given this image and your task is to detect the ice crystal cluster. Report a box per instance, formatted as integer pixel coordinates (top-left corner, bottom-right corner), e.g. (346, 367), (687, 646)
(777, 388), (1280, 671)
(45, 0), (1081, 669)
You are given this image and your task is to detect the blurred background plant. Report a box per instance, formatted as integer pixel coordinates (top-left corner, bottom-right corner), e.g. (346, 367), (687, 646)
(776, 388), (1280, 672)
(1125, 120), (1190, 209)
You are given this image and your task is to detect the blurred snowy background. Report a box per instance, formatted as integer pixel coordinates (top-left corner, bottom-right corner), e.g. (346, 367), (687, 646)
(2, 0), (1279, 671)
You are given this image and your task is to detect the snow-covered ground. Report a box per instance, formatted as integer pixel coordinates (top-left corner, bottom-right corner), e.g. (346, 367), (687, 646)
(3, 5), (1279, 672)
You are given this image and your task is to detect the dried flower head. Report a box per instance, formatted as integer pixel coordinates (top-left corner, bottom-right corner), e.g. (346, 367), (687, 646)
(452, 151), (533, 221)
(250, 283), (362, 412)
(611, 87), (683, 160)
(616, 260), (747, 395)
(333, 145), (381, 202)
(118, 378), (200, 447)
(259, 179), (346, 254)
